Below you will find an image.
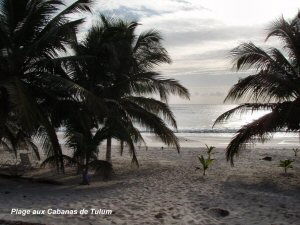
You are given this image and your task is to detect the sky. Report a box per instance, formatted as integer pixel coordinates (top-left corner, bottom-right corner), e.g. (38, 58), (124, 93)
(80, 0), (300, 104)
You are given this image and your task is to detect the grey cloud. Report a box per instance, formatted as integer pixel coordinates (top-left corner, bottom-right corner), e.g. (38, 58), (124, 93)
(170, 0), (190, 4)
(200, 91), (224, 97)
(95, 6), (160, 21)
(166, 70), (249, 88)
(95, 3), (202, 22)
(169, 0), (209, 11)
(163, 25), (266, 47)
(177, 49), (231, 61)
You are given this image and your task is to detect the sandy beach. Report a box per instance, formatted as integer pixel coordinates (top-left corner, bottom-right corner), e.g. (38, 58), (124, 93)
(2, 0), (300, 224)
(0, 140), (299, 225)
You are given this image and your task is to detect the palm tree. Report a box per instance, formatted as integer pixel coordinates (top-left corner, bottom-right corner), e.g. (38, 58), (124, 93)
(39, 96), (137, 182)
(0, 119), (40, 161)
(214, 13), (300, 165)
(71, 15), (190, 164)
(0, 0), (94, 172)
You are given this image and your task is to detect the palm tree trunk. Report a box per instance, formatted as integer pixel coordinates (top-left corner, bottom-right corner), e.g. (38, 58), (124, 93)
(81, 164), (90, 185)
(120, 140), (124, 156)
(106, 137), (112, 163)
(42, 117), (65, 174)
(48, 127), (65, 174)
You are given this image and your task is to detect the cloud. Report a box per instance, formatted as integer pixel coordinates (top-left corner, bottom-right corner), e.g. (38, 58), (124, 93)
(94, 0), (205, 16)
(84, 0), (300, 104)
(163, 24), (266, 48)
(201, 91), (224, 97)
(97, 6), (161, 21)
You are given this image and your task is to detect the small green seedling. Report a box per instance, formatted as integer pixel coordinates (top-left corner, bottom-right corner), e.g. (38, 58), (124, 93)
(196, 155), (214, 176)
(279, 159), (293, 174)
(205, 144), (215, 158)
(292, 148), (299, 157)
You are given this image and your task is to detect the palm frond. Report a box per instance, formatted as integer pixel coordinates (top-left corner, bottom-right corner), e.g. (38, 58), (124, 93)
(4, 78), (40, 131)
(129, 71), (190, 102)
(124, 101), (180, 151)
(226, 111), (283, 165)
(122, 96), (177, 128)
(224, 71), (300, 103)
(226, 99), (300, 165)
(103, 118), (139, 166)
(231, 42), (289, 73)
(133, 29), (171, 69)
(41, 154), (78, 168)
(266, 16), (300, 61)
(213, 103), (276, 127)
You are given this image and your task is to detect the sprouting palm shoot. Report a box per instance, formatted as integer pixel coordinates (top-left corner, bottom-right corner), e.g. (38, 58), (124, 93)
(205, 144), (215, 159)
(196, 155), (214, 176)
(292, 148), (299, 157)
(279, 159), (293, 174)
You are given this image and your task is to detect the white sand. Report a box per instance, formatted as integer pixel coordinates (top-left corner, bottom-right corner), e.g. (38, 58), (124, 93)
(0, 144), (299, 225)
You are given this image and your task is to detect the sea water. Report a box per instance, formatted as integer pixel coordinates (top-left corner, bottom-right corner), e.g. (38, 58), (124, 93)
(56, 104), (299, 149)
(140, 104), (299, 148)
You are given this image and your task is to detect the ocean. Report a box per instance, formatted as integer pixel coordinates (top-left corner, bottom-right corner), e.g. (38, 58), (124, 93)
(57, 104), (299, 149)
(140, 104), (299, 148)
(170, 104), (269, 134)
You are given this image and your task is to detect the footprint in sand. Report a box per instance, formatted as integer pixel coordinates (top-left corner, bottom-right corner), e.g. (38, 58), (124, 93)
(207, 208), (230, 218)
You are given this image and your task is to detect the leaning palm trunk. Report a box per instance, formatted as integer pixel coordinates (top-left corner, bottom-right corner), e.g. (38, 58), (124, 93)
(106, 137), (112, 163)
(41, 116), (65, 173)
(47, 129), (65, 174)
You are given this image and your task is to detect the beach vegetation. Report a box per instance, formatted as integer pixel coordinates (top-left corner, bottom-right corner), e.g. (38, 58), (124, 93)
(292, 148), (299, 157)
(279, 159), (293, 173)
(196, 155), (214, 176)
(214, 13), (300, 165)
(205, 144), (215, 158)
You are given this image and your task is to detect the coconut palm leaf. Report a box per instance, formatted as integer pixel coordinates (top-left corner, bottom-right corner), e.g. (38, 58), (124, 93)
(4, 78), (40, 131)
(122, 96), (177, 128)
(216, 13), (300, 164)
(266, 16), (300, 61)
(105, 119), (139, 166)
(213, 103), (276, 127)
(123, 100), (180, 151)
(226, 99), (300, 165)
(133, 29), (171, 69)
(226, 113), (281, 165)
(128, 71), (190, 102)
(40, 154), (78, 168)
(231, 42), (291, 73)
(224, 71), (300, 102)
(29, 18), (85, 57)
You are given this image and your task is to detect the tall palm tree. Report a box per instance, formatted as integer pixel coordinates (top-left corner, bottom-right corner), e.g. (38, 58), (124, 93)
(0, 0), (94, 173)
(214, 14), (300, 165)
(71, 15), (190, 164)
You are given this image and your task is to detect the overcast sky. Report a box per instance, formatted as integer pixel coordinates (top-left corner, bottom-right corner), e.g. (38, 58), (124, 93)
(82, 0), (300, 104)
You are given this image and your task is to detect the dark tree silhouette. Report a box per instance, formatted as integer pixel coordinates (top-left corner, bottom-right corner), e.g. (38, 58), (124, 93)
(214, 13), (300, 165)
